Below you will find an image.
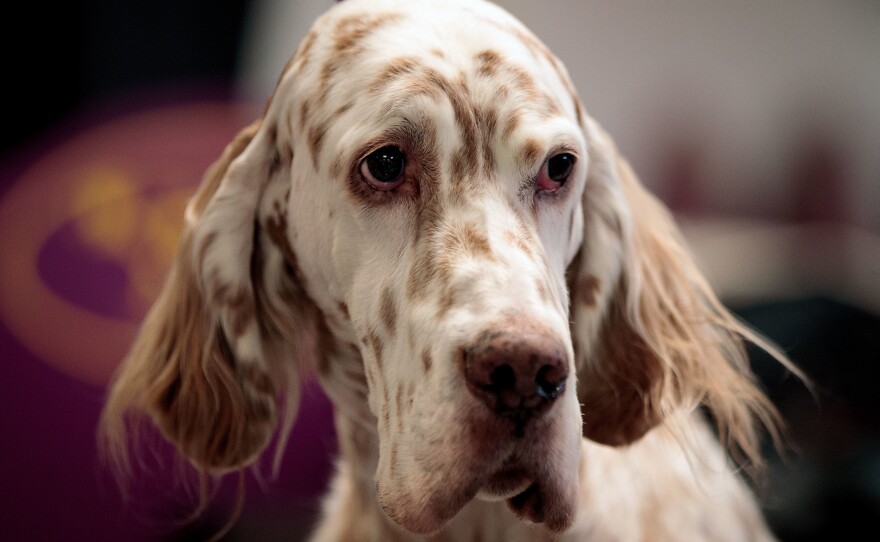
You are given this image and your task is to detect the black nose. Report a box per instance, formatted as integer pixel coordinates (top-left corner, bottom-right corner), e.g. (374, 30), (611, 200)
(462, 330), (569, 425)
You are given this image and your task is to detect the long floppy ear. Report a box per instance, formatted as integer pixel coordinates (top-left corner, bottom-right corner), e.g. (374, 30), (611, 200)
(100, 109), (320, 474)
(569, 118), (795, 466)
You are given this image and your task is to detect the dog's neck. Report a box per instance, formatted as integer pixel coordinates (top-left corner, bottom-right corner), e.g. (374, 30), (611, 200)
(334, 407), (380, 478)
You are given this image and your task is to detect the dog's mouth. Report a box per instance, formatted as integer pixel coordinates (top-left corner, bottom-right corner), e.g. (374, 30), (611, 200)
(478, 464), (551, 526)
(477, 464), (532, 501)
(376, 373), (582, 535)
(377, 419), (580, 535)
(478, 464), (564, 527)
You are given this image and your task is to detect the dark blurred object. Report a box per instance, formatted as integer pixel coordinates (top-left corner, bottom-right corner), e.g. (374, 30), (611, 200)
(3, 0), (249, 155)
(738, 296), (880, 542)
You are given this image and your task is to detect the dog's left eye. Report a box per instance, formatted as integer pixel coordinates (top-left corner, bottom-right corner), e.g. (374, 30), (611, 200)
(537, 153), (576, 193)
(361, 146), (406, 190)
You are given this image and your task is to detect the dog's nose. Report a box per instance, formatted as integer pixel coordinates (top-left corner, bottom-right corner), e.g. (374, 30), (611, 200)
(462, 330), (569, 422)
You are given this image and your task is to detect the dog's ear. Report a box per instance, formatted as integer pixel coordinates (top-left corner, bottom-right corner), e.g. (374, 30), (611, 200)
(101, 109), (320, 474)
(568, 118), (790, 465)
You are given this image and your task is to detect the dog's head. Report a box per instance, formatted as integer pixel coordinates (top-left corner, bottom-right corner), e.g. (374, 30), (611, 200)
(102, 0), (787, 535)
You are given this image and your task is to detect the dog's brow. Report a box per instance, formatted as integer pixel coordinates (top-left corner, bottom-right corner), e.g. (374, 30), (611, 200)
(364, 59), (485, 185)
(369, 57), (424, 95)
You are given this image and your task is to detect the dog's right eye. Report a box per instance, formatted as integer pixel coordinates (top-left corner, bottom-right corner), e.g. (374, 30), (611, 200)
(361, 146), (406, 190)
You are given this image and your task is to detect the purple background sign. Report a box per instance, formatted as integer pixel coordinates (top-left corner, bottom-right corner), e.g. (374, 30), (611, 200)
(0, 100), (336, 541)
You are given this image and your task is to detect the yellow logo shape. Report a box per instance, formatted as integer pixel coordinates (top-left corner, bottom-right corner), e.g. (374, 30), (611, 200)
(0, 102), (256, 385)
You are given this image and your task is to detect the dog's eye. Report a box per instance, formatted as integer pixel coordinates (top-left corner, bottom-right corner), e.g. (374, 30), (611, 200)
(537, 153), (576, 193)
(361, 146), (406, 190)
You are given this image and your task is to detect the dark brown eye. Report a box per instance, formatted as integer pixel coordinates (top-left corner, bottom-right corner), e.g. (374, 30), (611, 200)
(547, 153), (575, 182)
(361, 146), (406, 189)
(537, 153), (576, 192)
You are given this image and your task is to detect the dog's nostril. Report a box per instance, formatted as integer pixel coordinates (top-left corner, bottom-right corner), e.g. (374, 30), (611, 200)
(536, 365), (566, 400)
(489, 364), (516, 392)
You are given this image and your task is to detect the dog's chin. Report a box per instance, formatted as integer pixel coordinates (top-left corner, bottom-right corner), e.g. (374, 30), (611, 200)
(377, 390), (582, 534)
(377, 433), (580, 533)
(377, 470), (484, 534)
(476, 466), (533, 501)
(378, 463), (578, 534)
(486, 464), (579, 531)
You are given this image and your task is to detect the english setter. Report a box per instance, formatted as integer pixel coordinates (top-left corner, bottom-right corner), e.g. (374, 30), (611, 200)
(101, 0), (800, 540)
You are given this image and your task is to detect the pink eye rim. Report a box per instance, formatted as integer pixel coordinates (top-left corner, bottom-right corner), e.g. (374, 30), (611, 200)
(536, 152), (576, 193)
(360, 145), (407, 190)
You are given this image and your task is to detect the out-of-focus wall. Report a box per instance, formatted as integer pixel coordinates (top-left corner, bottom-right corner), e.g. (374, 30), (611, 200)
(499, 0), (880, 226)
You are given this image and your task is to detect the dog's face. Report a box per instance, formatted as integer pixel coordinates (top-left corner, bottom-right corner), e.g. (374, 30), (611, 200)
(279, 0), (586, 531)
(102, 0), (786, 537)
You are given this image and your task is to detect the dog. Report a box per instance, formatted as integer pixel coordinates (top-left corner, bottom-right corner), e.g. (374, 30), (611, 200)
(100, 0), (801, 539)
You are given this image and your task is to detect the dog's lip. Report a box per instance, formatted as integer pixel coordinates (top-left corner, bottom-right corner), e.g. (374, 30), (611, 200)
(507, 482), (545, 524)
(378, 398), (580, 534)
(476, 465), (532, 501)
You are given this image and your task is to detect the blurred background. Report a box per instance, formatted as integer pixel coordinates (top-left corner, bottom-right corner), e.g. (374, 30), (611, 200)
(1, 0), (877, 540)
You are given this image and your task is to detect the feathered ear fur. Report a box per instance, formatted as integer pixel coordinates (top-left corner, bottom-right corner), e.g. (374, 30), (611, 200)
(100, 109), (319, 475)
(569, 118), (798, 466)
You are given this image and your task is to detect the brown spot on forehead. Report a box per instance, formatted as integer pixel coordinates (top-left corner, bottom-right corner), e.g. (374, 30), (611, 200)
(475, 46), (569, 144)
(369, 56), (422, 95)
(334, 12), (403, 55)
(439, 74), (479, 183)
(477, 45), (562, 115)
(319, 13), (406, 99)
(475, 49), (503, 77)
